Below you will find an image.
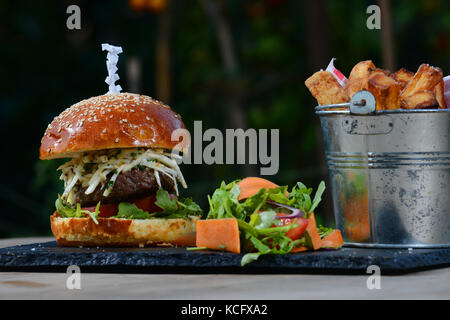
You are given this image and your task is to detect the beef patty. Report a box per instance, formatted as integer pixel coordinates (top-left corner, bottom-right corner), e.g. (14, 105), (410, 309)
(74, 167), (175, 206)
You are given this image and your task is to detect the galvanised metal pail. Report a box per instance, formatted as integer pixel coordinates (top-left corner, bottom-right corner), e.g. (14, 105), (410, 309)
(316, 91), (450, 248)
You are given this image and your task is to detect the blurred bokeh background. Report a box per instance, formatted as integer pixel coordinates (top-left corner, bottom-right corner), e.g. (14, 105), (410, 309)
(1, 0), (449, 237)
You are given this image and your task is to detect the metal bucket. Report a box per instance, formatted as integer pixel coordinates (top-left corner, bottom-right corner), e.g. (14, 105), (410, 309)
(316, 91), (450, 248)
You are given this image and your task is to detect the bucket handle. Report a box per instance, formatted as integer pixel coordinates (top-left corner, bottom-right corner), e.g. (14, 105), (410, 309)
(315, 91), (376, 115)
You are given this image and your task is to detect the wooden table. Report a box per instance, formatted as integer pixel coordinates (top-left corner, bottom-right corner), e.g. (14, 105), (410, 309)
(0, 237), (449, 300)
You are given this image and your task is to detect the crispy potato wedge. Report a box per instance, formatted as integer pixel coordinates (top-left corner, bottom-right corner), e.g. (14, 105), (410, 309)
(400, 64), (443, 100)
(367, 73), (401, 110)
(401, 90), (438, 109)
(348, 60), (376, 80)
(305, 71), (349, 105)
(344, 77), (366, 99)
(344, 60), (378, 98)
(391, 68), (414, 90)
(434, 79), (447, 109)
(370, 67), (391, 76)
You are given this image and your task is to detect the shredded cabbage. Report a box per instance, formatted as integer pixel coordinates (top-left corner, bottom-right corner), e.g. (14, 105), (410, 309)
(58, 148), (187, 198)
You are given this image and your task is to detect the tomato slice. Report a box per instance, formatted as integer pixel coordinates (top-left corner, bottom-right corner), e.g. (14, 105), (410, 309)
(276, 212), (309, 241)
(82, 203), (119, 218)
(132, 194), (162, 213)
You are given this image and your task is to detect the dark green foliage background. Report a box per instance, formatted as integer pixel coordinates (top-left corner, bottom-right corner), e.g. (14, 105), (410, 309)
(0, 0), (448, 237)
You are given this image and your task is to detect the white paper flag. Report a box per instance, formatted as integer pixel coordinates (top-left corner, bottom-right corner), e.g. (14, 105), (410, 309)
(326, 58), (348, 88)
(102, 43), (123, 94)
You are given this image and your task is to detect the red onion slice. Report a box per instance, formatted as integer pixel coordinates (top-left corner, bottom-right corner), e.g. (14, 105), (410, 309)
(266, 200), (305, 219)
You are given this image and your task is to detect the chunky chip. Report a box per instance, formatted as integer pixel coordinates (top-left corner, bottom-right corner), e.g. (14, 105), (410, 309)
(367, 73), (401, 110)
(370, 67), (391, 76)
(305, 70), (349, 105)
(344, 60), (376, 98)
(400, 64), (443, 100)
(401, 90), (437, 109)
(348, 60), (376, 80)
(391, 68), (414, 90)
(434, 79), (447, 109)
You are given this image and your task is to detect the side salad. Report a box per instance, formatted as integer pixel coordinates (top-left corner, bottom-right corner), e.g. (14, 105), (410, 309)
(190, 177), (343, 266)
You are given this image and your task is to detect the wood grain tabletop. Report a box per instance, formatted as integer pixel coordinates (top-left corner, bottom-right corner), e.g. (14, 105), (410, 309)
(0, 237), (449, 300)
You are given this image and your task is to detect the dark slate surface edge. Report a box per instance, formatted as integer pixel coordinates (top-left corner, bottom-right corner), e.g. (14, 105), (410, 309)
(0, 241), (449, 275)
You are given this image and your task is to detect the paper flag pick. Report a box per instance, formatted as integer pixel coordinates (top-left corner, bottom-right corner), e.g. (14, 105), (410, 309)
(102, 43), (123, 94)
(326, 58), (348, 88)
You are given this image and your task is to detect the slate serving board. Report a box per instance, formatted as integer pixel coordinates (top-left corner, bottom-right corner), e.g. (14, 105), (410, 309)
(0, 241), (449, 275)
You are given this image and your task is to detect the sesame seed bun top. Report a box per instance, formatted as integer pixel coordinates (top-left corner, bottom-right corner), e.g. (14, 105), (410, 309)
(40, 93), (188, 160)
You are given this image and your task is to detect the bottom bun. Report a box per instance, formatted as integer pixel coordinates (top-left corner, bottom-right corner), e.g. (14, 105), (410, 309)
(50, 213), (199, 247)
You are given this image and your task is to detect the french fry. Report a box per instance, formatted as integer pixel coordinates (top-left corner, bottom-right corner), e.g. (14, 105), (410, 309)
(367, 73), (401, 110)
(305, 71), (349, 105)
(391, 68), (414, 90)
(401, 90), (438, 109)
(434, 79), (447, 109)
(400, 64), (443, 100)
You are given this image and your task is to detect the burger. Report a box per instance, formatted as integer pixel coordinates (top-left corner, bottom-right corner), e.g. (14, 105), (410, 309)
(40, 92), (202, 247)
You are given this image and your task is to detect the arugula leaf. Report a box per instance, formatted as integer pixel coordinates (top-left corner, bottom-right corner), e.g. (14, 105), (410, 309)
(115, 202), (151, 219)
(253, 211), (280, 229)
(152, 188), (202, 219)
(268, 233), (295, 254)
(309, 181), (326, 214)
(114, 189), (203, 220)
(187, 247), (208, 251)
(241, 253), (261, 266)
(266, 185), (291, 205)
(206, 181), (288, 222)
(206, 180), (244, 220)
(77, 202), (100, 224)
(154, 188), (178, 212)
(286, 181), (326, 215)
(317, 224), (334, 238)
(248, 234), (271, 254)
(238, 218), (299, 266)
(228, 181), (241, 199)
(55, 195), (83, 218)
(288, 182), (313, 213)
(171, 197), (203, 218)
(241, 188), (268, 216)
(55, 195), (99, 224)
